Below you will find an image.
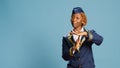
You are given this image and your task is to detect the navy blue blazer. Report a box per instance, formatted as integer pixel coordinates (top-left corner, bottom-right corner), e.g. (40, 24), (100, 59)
(62, 29), (103, 68)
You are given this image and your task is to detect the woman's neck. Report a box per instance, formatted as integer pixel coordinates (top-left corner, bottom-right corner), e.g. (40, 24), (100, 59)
(73, 26), (82, 32)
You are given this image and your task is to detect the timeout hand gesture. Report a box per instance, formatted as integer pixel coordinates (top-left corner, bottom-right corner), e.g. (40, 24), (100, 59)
(70, 31), (87, 51)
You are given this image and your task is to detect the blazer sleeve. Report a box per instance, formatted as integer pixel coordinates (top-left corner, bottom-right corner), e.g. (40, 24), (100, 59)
(62, 37), (73, 61)
(87, 30), (103, 45)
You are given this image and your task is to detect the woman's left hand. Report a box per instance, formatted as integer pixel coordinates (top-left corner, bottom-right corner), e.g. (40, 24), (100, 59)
(72, 31), (87, 37)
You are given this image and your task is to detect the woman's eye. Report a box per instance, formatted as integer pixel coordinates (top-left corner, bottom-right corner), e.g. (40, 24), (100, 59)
(77, 17), (80, 19)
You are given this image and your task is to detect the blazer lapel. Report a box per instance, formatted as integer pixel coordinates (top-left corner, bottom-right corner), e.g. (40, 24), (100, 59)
(68, 35), (75, 46)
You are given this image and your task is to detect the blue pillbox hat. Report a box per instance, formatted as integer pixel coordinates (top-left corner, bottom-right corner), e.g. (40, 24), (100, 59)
(72, 7), (84, 14)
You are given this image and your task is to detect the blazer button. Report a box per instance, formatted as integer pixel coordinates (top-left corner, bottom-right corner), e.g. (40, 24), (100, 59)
(78, 65), (82, 68)
(78, 58), (80, 60)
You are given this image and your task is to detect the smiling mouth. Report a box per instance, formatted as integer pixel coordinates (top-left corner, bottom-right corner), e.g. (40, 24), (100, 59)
(72, 23), (77, 27)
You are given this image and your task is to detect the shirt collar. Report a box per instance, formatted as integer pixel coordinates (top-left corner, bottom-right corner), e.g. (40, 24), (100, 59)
(72, 27), (84, 32)
(72, 27), (84, 42)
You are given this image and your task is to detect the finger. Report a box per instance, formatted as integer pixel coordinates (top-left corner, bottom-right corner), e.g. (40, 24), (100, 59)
(73, 32), (79, 35)
(69, 31), (74, 35)
(76, 36), (80, 43)
(78, 35), (80, 40)
(78, 32), (84, 36)
(69, 32), (72, 35)
(71, 31), (76, 34)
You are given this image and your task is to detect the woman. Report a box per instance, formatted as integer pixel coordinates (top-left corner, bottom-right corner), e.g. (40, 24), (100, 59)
(62, 7), (103, 68)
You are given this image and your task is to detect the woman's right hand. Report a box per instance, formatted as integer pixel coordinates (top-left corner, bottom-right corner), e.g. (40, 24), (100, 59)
(73, 36), (81, 51)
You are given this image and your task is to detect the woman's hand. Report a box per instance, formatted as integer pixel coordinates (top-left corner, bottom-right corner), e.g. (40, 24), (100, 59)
(74, 35), (81, 50)
(70, 31), (88, 51)
(72, 31), (87, 37)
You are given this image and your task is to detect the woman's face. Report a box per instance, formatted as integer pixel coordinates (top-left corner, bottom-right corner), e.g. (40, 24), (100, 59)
(71, 13), (82, 29)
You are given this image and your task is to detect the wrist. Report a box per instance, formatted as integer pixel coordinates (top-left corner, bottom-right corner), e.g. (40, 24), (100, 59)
(72, 46), (76, 51)
(84, 31), (88, 37)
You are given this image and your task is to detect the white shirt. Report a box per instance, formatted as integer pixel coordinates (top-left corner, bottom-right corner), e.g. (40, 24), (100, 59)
(72, 27), (84, 42)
